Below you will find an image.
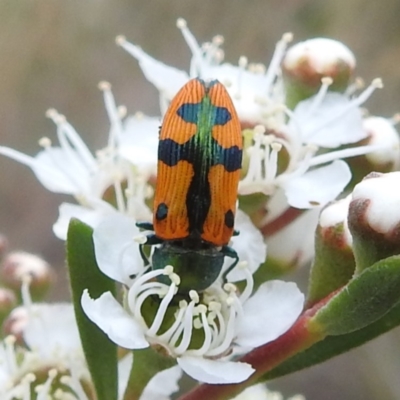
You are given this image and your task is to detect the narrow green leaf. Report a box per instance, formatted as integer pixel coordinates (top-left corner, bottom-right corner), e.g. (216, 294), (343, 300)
(259, 255), (400, 381)
(262, 300), (400, 380)
(311, 255), (400, 335)
(67, 219), (118, 400)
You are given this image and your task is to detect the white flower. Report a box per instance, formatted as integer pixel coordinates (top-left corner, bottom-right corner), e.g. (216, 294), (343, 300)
(0, 82), (156, 239)
(288, 78), (381, 148)
(0, 306), (89, 400)
(22, 304), (85, 371)
(116, 19), (389, 212)
(0, 277), (137, 400)
(81, 213), (303, 384)
(0, 338), (132, 400)
(238, 77), (385, 208)
(116, 19), (291, 125)
(0, 274), (90, 399)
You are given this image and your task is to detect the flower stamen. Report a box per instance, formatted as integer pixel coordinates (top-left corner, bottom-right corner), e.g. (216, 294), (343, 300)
(173, 298), (196, 355)
(46, 109), (97, 172)
(176, 18), (203, 77)
(147, 282), (177, 336)
(156, 304), (186, 343)
(4, 335), (18, 375)
(35, 369), (57, 400)
(307, 77), (333, 117)
(187, 305), (212, 356)
(307, 78), (383, 140)
(264, 32), (293, 94)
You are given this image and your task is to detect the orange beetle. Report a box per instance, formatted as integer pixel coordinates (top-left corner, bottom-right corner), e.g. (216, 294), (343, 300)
(154, 78), (242, 246)
(138, 78), (242, 293)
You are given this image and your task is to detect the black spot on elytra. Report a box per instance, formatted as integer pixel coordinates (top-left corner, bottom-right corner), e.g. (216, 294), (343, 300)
(176, 103), (231, 126)
(156, 203), (168, 220)
(224, 210), (235, 229)
(177, 103), (200, 124)
(214, 107), (231, 125)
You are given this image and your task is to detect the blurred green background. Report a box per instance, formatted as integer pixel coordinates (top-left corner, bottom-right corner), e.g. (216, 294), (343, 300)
(1, 1), (400, 399)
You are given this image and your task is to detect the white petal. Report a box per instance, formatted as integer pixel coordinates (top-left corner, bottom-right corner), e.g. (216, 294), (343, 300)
(235, 280), (304, 348)
(35, 147), (91, 190)
(177, 356), (254, 384)
(53, 202), (113, 240)
(119, 115), (160, 176)
(283, 160), (351, 209)
(121, 41), (189, 99)
(225, 210), (267, 281)
(24, 303), (82, 358)
(0, 146), (84, 194)
(139, 365), (182, 400)
(291, 92), (366, 148)
(81, 290), (148, 349)
(267, 208), (320, 268)
(118, 353), (133, 400)
(263, 189), (290, 221)
(93, 214), (144, 285)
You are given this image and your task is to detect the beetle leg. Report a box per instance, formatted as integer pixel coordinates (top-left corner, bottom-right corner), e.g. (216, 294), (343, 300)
(144, 234), (164, 245)
(138, 243), (150, 268)
(136, 221), (154, 231)
(220, 245), (239, 283)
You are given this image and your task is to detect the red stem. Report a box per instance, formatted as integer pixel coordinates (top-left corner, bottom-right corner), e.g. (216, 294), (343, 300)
(260, 207), (304, 237)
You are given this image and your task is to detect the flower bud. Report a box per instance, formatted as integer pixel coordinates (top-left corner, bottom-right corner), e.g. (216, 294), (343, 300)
(1, 251), (55, 300)
(348, 172), (400, 272)
(283, 38), (355, 107)
(363, 117), (400, 170)
(307, 196), (355, 306)
(2, 305), (28, 344)
(347, 117), (400, 186)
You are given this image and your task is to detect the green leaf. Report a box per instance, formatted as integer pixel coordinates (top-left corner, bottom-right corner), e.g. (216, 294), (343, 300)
(67, 219), (118, 400)
(259, 255), (400, 381)
(262, 300), (400, 380)
(310, 255), (400, 335)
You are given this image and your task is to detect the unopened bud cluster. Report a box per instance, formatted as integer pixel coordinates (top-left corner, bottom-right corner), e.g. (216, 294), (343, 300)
(1, 251), (54, 301)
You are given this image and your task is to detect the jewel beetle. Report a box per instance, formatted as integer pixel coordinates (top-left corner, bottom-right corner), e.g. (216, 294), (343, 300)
(137, 78), (243, 293)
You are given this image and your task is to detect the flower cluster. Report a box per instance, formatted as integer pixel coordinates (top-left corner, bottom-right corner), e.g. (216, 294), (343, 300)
(0, 282), (90, 399)
(1, 16), (399, 400)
